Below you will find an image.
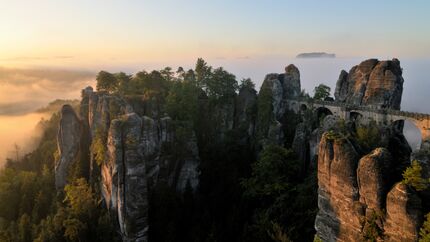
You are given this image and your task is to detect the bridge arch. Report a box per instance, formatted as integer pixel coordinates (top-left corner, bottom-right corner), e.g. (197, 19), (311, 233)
(391, 118), (423, 151)
(316, 107), (333, 123)
(349, 111), (363, 123)
(300, 104), (308, 111)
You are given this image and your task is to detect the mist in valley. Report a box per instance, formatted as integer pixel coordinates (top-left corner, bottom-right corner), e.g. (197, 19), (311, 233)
(0, 57), (428, 165)
(0, 67), (95, 165)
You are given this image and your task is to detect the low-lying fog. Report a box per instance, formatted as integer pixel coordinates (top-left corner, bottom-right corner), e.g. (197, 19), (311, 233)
(0, 67), (95, 164)
(0, 57), (428, 165)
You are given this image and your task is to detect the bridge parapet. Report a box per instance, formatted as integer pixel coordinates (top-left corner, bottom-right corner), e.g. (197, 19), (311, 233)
(286, 98), (430, 120)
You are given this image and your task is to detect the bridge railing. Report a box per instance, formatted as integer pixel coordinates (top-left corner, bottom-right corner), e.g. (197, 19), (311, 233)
(285, 98), (430, 119)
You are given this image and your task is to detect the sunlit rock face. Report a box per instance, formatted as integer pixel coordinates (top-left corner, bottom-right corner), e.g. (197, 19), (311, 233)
(357, 148), (392, 213)
(315, 133), (362, 242)
(55, 105), (82, 189)
(384, 183), (422, 242)
(335, 58), (404, 110)
(315, 132), (423, 241)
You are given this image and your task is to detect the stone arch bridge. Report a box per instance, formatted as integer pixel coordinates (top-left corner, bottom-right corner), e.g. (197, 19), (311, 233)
(286, 98), (430, 149)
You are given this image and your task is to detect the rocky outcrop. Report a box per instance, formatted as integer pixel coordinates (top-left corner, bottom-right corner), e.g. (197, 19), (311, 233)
(257, 65), (301, 146)
(55, 105), (82, 189)
(100, 113), (200, 241)
(357, 148), (392, 213)
(315, 131), (423, 241)
(282, 64), (301, 98)
(56, 87), (202, 241)
(105, 113), (149, 242)
(334, 58), (404, 109)
(384, 183), (422, 242)
(315, 132), (363, 241)
(234, 85), (257, 137)
(292, 122), (310, 171)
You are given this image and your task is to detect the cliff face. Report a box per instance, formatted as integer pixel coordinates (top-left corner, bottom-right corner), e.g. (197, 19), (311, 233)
(57, 88), (202, 241)
(106, 113), (149, 242)
(315, 133), (422, 241)
(334, 58), (404, 109)
(257, 65), (301, 147)
(385, 183), (423, 241)
(55, 105), (83, 189)
(315, 133), (362, 241)
(313, 58), (427, 241)
(53, 60), (425, 242)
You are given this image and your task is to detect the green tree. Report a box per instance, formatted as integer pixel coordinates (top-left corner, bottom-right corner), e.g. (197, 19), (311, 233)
(18, 214), (31, 242)
(206, 67), (238, 101)
(403, 160), (429, 191)
(241, 145), (317, 241)
(242, 145), (300, 198)
(115, 72), (132, 94)
(195, 58), (212, 89)
(132, 70), (170, 99)
(313, 84), (331, 100)
(239, 78), (255, 90)
(64, 178), (97, 219)
(96, 71), (118, 93)
(160, 67), (174, 81)
(420, 212), (430, 242)
(63, 218), (86, 242)
(356, 121), (380, 153)
(165, 81), (199, 121)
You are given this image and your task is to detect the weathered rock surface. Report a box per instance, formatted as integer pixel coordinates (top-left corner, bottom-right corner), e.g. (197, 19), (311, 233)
(257, 65), (301, 146)
(334, 58), (404, 109)
(384, 183), (422, 242)
(282, 64), (301, 98)
(55, 105), (82, 189)
(315, 131), (423, 241)
(292, 122), (310, 171)
(234, 85), (257, 137)
(315, 132), (362, 242)
(58, 87), (202, 241)
(357, 148), (392, 213)
(100, 112), (200, 241)
(106, 113), (148, 242)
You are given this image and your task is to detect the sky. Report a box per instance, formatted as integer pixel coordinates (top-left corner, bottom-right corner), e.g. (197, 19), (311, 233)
(0, 0), (429, 69)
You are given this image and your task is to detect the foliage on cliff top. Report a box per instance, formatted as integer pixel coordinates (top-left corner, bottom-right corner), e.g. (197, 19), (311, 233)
(355, 121), (381, 153)
(402, 160), (429, 191)
(420, 212), (430, 242)
(313, 84), (331, 101)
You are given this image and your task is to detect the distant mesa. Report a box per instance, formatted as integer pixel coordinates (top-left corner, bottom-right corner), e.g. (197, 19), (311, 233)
(296, 52), (336, 58)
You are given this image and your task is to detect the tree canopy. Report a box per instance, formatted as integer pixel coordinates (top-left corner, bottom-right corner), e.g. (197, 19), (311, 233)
(313, 84), (331, 101)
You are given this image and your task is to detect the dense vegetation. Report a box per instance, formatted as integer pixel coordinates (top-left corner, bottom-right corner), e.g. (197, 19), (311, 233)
(0, 113), (119, 242)
(0, 58), (319, 241)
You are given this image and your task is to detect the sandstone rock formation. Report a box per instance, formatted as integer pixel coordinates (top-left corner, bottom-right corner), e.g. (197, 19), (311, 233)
(334, 58), (404, 109)
(357, 148), (392, 213)
(257, 65), (301, 147)
(56, 87), (203, 241)
(384, 183), (422, 242)
(315, 132), (362, 242)
(315, 132), (423, 241)
(234, 85), (257, 137)
(55, 105), (82, 189)
(105, 113), (149, 242)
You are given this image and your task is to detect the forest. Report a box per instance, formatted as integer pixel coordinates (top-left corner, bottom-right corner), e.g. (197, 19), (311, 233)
(0, 59), (428, 242)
